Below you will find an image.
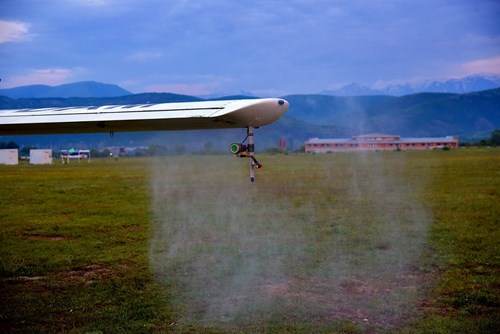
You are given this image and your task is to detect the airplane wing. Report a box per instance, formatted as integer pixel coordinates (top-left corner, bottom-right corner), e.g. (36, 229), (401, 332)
(0, 98), (288, 135)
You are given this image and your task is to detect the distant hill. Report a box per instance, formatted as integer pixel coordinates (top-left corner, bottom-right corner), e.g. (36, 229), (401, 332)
(0, 92), (202, 109)
(0, 81), (131, 98)
(321, 74), (500, 96)
(365, 89), (500, 139)
(281, 94), (395, 127)
(283, 88), (500, 140)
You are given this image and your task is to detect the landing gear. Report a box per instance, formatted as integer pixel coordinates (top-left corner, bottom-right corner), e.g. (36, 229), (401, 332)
(230, 126), (262, 182)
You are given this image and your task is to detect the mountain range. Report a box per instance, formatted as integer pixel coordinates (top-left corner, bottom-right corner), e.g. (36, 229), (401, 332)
(1, 75), (499, 99)
(0, 81), (499, 150)
(0, 81), (131, 99)
(321, 74), (500, 96)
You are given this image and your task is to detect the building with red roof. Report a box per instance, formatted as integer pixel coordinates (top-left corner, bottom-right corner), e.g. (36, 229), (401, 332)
(305, 133), (459, 153)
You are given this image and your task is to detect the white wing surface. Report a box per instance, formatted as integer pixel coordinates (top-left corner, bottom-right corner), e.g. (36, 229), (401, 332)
(0, 98), (288, 135)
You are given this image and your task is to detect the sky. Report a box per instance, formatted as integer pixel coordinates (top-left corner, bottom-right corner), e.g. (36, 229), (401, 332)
(0, 0), (499, 96)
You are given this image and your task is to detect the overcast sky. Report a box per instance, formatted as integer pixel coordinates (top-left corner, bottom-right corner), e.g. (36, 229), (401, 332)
(0, 0), (499, 95)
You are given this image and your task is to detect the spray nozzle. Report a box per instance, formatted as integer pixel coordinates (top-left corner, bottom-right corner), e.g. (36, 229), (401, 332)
(252, 157), (262, 169)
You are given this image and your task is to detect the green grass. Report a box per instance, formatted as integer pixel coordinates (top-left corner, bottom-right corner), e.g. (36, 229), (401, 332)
(0, 159), (171, 333)
(0, 149), (499, 333)
(406, 149), (500, 333)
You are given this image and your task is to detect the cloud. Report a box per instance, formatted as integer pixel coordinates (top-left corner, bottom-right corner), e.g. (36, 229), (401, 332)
(1, 1), (498, 93)
(459, 56), (500, 75)
(3, 68), (76, 88)
(0, 20), (30, 43)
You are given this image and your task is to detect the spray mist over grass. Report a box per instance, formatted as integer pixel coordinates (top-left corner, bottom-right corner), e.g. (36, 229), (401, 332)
(149, 153), (434, 329)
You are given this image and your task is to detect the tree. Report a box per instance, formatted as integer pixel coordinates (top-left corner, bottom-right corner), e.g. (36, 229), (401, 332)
(149, 145), (169, 156)
(20, 145), (37, 156)
(174, 145), (186, 155)
(6, 141), (19, 149)
(490, 129), (500, 146)
(204, 142), (214, 154)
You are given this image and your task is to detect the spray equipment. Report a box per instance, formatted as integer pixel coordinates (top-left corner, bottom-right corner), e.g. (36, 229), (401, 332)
(230, 126), (262, 182)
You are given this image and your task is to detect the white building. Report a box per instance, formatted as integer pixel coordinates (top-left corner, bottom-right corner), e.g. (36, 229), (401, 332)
(30, 149), (53, 164)
(0, 149), (18, 165)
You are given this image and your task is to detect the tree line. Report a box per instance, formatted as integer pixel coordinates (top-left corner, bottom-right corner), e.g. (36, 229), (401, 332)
(2, 130), (500, 154)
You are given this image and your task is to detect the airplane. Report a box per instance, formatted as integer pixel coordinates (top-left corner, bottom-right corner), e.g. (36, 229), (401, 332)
(0, 98), (289, 182)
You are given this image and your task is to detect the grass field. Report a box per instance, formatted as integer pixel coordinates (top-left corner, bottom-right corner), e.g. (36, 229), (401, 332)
(0, 149), (498, 333)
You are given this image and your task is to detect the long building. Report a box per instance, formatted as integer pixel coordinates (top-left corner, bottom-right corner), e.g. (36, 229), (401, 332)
(305, 133), (459, 153)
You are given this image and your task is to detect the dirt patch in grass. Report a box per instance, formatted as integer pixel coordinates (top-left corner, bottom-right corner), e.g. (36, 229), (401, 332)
(6, 264), (117, 286)
(61, 264), (113, 284)
(22, 234), (68, 241)
(257, 268), (435, 328)
(7, 275), (47, 283)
